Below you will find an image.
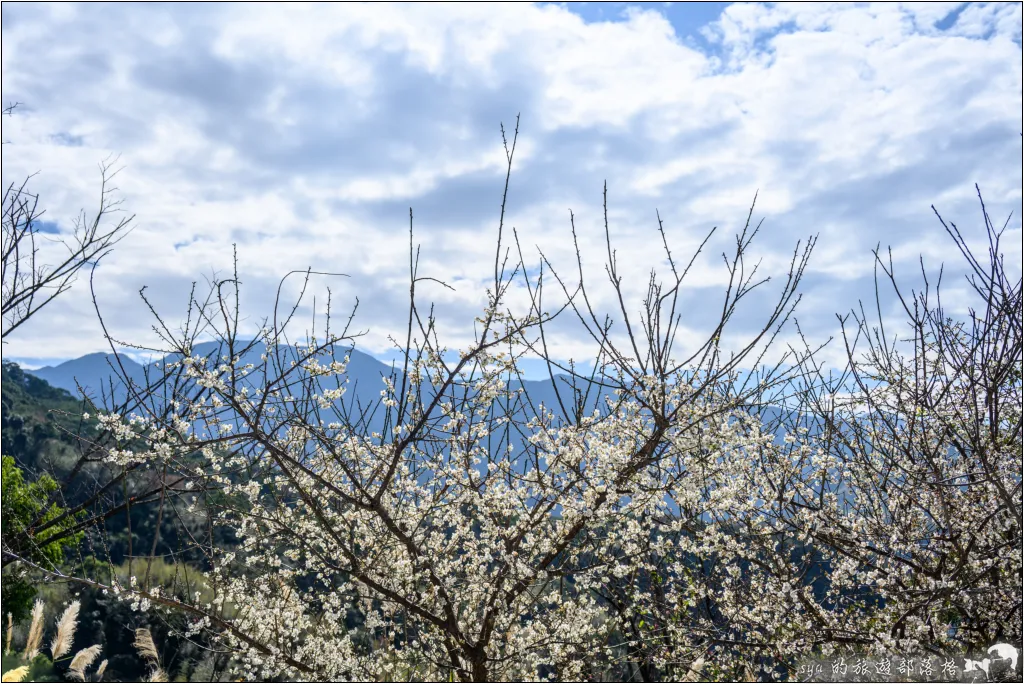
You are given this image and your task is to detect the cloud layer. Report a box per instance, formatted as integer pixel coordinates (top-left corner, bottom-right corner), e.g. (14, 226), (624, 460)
(2, 2), (1021, 376)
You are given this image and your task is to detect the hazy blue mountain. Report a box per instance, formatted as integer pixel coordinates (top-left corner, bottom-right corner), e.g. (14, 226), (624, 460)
(28, 352), (148, 402)
(26, 343), (396, 411)
(23, 342), (608, 427)
(24, 344), (799, 466)
(23, 346), (846, 513)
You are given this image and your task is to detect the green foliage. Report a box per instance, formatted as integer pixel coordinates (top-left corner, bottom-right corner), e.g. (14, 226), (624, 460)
(2, 362), (236, 570)
(1, 456), (79, 561)
(0, 363), (237, 681)
(1, 362), (93, 475)
(0, 581), (36, 625)
(1, 652), (61, 683)
(1, 456), (84, 622)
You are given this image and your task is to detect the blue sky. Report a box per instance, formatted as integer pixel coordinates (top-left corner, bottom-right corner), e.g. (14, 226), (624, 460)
(1, 2), (1021, 379)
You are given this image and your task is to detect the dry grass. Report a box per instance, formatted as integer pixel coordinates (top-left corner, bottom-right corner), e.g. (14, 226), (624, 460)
(67, 643), (103, 681)
(22, 602), (43, 661)
(0, 666), (29, 683)
(134, 628), (169, 682)
(49, 601), (80, 660)
(2, 599), (104, 683)
(133, 628), (160, 663)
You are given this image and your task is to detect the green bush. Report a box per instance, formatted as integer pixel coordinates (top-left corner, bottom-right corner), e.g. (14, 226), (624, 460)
(1, 455), (83, 622)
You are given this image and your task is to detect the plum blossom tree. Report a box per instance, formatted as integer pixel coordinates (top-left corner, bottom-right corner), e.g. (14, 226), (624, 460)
(8, 118), (1020, 682)
(787, 189), (1022, 656)
(594, 188), (1022, 681)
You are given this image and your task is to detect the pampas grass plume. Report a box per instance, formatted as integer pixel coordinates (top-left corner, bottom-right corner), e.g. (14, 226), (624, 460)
(23, 601), (44, 660)
(1, 666), (29, 683)
(134, 629), (167, 682)
(67, 643), (103, 681)
(134, 628), (160, 663)
(49, 601), (80, 660)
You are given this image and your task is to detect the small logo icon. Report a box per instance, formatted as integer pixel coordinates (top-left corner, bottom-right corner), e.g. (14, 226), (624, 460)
(966, 644), (1021, 681)
(987, 643), (1019, 672)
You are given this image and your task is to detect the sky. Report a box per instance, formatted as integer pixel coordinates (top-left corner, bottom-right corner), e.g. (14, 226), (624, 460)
(2, 2), (1021, 380)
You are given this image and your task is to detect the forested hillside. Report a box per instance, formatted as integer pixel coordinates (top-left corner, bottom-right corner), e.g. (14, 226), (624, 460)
(1, 362), (233, 681)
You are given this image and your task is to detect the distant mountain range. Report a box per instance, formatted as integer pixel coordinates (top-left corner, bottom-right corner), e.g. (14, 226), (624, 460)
(23, 341), (613, 443)
(25, 342), (799, 428)
(27, 343), (398, 406)
(21, 343), (824, 506)
(27, 351), (152, 401)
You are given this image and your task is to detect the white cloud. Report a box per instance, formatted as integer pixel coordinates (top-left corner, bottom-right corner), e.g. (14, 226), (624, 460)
(1, 2), (1020, 377)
